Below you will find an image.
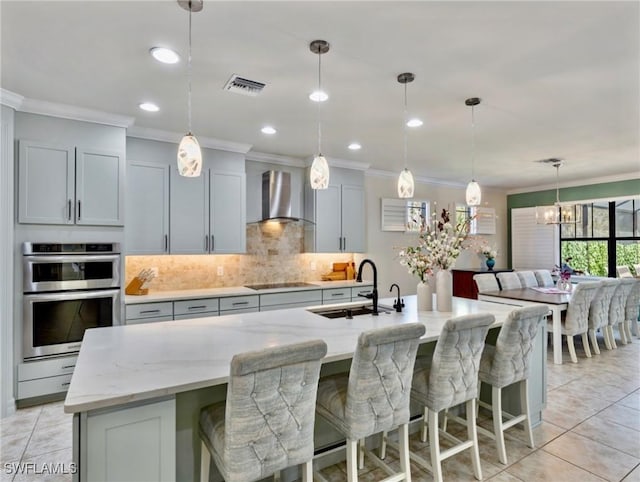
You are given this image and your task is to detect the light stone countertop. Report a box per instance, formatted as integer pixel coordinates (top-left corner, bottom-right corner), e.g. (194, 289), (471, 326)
(64, 296), (520, 414)
(124, 280), (373, 304)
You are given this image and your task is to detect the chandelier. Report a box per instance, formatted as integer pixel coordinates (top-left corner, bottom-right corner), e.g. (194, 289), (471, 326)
(535, 159), (582, 225)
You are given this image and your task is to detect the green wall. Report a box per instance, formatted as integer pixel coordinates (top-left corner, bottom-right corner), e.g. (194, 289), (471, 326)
(506, 178), (640, 267)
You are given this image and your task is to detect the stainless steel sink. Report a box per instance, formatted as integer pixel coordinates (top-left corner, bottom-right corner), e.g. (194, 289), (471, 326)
(309, 305), (391, 319)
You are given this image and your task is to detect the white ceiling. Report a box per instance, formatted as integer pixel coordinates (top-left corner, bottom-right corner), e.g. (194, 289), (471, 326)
(1, 1), (638, 190)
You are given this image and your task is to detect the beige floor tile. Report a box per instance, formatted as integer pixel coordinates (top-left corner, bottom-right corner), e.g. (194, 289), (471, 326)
(619, 390), (640, 411)
(543, 431), (639, 481)
(542, 390), (611, 429)
(0, 432), (29, 466)
(572, 416), (640, 458)
(12, 448), (74, 482)
(622, 463), (640, 481)
(599, 403), (640, 432)
(506, 449), (607, 481)
(23, 421), (72, 459)
(486, 470), (526, 481)
(0, 406), (40, 438)
(34, 403), (72, 431)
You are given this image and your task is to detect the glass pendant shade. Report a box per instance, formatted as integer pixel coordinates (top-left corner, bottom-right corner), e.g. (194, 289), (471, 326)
(397, 168), (415, 198)
(536, 203), (582, 225)
(310, 155), (330, 189)
(466, 180), (481, 206)
(177, 133), (202, 177)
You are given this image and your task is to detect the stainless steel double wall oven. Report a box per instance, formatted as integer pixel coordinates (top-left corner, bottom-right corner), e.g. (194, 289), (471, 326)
(22, 242), (122, 359)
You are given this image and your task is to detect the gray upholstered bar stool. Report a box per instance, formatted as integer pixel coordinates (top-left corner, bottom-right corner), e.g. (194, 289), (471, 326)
(625, 279), (640, 339)
(607, 278), (635, 347)
(477, 305), (548, 465)
(516, 271), (538, 288)
(473, 273), (499, 294)
(199, 339), (328, 482)
(547, 281), (599, 363)
(587, 279), (619, 353)
(534, 270), (554, 288)
(409, 313), (495, 482)
(315, 323), (426, 482)
(496, 272), (522, 290)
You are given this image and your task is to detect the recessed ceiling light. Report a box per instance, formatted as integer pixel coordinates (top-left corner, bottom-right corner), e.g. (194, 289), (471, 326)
(407, 118), (423, 127)
(149, 47), (180, 64)
(309, 90), (329, 102)
(261, 126), (277, 135)
(139, 102), (159, 112)
(348, 142), (362, 150)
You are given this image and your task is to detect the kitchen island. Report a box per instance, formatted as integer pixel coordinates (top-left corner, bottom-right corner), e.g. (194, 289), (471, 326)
(65, 296), (546, 482)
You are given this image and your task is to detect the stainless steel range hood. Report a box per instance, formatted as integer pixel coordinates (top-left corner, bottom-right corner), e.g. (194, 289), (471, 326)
(249, 171), (314, 225)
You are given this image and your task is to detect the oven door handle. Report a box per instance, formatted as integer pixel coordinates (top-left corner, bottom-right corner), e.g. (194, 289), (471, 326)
(23, 254), (120, 264)
(23, 289), (121, 302)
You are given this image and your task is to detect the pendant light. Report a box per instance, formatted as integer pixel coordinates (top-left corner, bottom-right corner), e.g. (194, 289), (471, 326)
(535, 159), (582, 224)
(397, 72), (415, 199)
(465, 97), (481, 206)
(177, 0), (203, 177)
(309, 40), (330, 190)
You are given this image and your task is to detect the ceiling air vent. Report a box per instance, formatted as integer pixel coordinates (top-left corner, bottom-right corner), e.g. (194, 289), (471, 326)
(223, 74), (266, 96)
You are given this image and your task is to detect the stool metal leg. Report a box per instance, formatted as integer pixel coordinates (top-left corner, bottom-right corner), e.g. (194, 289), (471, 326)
(200, 441), (210, 482)
(302, 460), (312, 482)
(521, 379), (534, 449)
(380, 431), (388, 460)
(398, 423), (412, 482)
(467, 399), (482, 480)
(358, 438), (365, 469)
(421, 406), (428, 443)
(346, 438), (358, 481)
(428, 409), (443, 482)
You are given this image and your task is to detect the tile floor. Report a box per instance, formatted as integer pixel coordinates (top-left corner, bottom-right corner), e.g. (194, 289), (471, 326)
(1, 335), (639, 481)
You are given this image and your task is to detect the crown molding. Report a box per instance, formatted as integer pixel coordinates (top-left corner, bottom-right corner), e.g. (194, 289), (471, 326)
(305, 156), (370, 171)
(245, 151), (306, 167)
(506, 172), (640, 195)
(18, 97), (135, 128)
(127, 125), (252, 154)
(0, 89), (24, 110)
(366, 168), (467, 188)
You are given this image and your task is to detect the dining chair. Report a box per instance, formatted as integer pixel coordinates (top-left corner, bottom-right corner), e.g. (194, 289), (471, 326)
(473, 273), (500, 293)
(617, 266), (633, 278)
(587, 279), (619, 353)
(199, 339), (327, 482)
(625, 279), (640, 339)
(496, 272), (522, 290)
(533, 270), (555, 288)
(607, 278), (635, 347)
(408, 313), (495, 482)
(316, 323), (426, 482)
(516, 271), (538, 288)
(477, 305), (548, 464)
(548, 281), (600, 363)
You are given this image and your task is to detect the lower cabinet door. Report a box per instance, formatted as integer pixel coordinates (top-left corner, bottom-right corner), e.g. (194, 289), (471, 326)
(86, 398), (176, 482)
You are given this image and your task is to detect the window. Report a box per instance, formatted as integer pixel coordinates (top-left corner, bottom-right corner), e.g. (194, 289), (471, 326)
(560, 198), (640, 276)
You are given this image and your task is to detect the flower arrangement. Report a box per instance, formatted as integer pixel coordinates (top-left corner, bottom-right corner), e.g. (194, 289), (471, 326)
(554, 265), (572, 281)
(397, 208), (472, 280)
(478, 243), (498, 260)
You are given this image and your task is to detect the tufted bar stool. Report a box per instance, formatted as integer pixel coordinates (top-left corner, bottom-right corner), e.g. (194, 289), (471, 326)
(496, 272), (522, 290)
(409, 313), (495, 482)
(473, 273), (499, 294)
(477, 305), (548, 465)
(534, 270), (554, 288)
(199, 339), (328, 482)
(607, 278), (635, 347)
(548, 281), (599, 363)
(587, 279), (619, 353)
(316, 323), (426, 482)
(625, 279), (640, 339)
(516, 271), (538, 288)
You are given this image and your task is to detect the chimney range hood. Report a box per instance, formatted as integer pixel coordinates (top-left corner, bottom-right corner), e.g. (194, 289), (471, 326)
(249, 171), (314, 225)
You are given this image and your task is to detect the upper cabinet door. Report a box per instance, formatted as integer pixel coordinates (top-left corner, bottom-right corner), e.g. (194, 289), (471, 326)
(341, 184), (365, 253)
(18, 140), (75, 225)
(314, 184), (342, 252)
(210, 171), (246, 253)
(126, 161), (169, 255)
(170, 168), (209, 254)
(75, 147), (124, 226)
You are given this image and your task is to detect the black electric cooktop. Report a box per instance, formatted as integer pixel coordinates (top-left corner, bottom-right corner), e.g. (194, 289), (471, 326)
(244, 282), (317, 290)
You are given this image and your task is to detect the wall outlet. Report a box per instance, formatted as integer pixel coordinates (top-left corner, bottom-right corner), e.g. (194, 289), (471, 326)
(310, 261), (317, 271)
(217, 266), (224, 276)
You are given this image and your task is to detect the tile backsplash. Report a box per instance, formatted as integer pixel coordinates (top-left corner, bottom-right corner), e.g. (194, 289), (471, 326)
(125, 223), (354, 291)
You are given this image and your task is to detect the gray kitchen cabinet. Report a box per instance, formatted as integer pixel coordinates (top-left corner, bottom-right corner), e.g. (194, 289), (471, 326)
(126, 302), (173, 324)
(304, 167), (365, 253)
(170, 169), (246, 254)
(219, 295), (259, 314)
(17, 354), (78, 400)
(322, 287), (351, 304)
(173, 298), (219, 320)
(126, 161), (170, 254)
(18, 140), (124, 226)
(259, 290), (322, 311)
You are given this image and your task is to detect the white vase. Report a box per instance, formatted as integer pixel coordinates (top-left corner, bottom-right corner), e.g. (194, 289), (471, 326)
(436, 269), (453, 312)
(416, 280), (433, 311)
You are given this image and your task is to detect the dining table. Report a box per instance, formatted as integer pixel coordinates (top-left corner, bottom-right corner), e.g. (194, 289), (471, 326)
(478, 287), (572, 365)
